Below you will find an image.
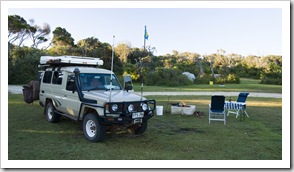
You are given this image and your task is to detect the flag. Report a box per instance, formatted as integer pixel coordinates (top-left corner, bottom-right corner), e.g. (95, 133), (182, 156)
(144, 25), (149, 40)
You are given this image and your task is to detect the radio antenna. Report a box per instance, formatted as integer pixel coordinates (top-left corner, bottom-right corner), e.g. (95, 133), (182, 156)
(109, 35), (115, 102)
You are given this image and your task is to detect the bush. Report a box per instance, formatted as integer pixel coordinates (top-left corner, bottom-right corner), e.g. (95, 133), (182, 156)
(260, 70), (282, 85)
(260, 77), (282, 85)
(9, 46), (46, 84)
(194, 75), (214, 84)
(215, 77), (226, 84)
(214, 74), (240, 84)
(226, 73), (240, 84)
(194, 74), (240, 84)
(144, 67), (193, 86)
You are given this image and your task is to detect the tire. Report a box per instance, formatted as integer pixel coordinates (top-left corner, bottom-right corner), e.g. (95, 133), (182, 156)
(45, 102), (60, 123)
(134, 121), (148, 135)
(83, 113), (106, 142)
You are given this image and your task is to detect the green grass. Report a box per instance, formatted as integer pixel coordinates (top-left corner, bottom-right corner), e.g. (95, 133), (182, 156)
(8, 94), (282, 160)
(133, 78), (282, 93)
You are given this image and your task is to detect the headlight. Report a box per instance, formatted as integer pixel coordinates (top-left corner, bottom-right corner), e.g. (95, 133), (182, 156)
(128, 104), (134, 112)
(141, 103), (148, 111)
(111, 104), (118, 111)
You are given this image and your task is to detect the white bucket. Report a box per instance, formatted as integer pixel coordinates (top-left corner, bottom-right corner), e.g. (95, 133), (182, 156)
(156, 106), (163, 116)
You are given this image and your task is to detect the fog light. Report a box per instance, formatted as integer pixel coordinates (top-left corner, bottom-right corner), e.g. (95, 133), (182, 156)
(112, 104), (118, 111)
(128, 104), (134, 112)
(141, 103), (148, 111)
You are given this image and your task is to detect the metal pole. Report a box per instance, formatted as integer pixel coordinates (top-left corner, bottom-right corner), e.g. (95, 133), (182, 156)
(141, 26), (147, 100)
(109, 35), (115, 102)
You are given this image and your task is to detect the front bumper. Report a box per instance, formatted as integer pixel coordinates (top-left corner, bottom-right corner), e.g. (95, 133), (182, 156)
(101, 100), (156, 125)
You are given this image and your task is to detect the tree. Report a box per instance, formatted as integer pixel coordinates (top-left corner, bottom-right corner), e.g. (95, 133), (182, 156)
(28, 19), (51, 49)
(8, 46), (46, 84)
(197, 56), (205, 77)
(203, 54), (215, 77)
(145, 45), (156, 55)
(77, 37), (103, 57)
(115, 43), (131, 63)
(8, 15), (35, 46)
(128, 48), (145, 64)
(49, 27), (75, 55)
(52, 27), (74, 47)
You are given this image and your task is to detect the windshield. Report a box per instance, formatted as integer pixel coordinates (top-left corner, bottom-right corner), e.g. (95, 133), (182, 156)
(80, 73), (122, 91)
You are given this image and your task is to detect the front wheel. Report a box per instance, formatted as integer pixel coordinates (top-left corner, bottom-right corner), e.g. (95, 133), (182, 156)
(134, 121), (148, 135)
(83, 113), (106, 142)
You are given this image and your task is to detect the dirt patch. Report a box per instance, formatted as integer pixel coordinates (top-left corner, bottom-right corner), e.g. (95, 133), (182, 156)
(175, 128), (205, 134)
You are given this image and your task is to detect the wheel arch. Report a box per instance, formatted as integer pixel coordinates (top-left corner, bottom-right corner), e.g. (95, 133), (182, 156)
(79, 105), (102, 121)
(44, 98), (53, 115)
(82, 112), (106, 142)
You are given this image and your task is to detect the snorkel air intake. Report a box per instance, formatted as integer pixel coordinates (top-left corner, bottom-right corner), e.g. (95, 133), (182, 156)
(73, 68), (97, 104)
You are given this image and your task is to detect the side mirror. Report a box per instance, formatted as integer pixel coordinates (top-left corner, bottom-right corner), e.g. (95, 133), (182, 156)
(66, 81), (76, 93)
(125, 85), (133, 92)
(123, 74), (133, 92)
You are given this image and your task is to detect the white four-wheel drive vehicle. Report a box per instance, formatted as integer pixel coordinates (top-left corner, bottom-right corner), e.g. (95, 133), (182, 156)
(38, 56), (156, 142)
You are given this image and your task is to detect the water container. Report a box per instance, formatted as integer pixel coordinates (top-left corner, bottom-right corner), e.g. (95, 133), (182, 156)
(156, 106), (163, 116)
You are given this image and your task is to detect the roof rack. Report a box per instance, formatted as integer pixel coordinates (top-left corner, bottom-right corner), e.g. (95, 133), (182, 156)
(39, 56), (104, 68)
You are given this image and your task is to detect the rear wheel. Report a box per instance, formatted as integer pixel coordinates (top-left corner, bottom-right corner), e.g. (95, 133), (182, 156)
(83, 113), (106, 142)
(45, 102), (60, 123)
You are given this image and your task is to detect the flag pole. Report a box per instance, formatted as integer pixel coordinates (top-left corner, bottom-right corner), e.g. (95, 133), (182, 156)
(144, 26), (146, 53)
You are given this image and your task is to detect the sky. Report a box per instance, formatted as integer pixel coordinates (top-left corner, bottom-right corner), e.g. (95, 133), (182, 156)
(6, 1), (284, 57)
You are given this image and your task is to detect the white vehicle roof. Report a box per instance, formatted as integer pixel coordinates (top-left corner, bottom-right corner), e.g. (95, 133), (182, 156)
(46, 66), (113, 74)
(40, 55), (104, 66)
(68, 66), (112, 74)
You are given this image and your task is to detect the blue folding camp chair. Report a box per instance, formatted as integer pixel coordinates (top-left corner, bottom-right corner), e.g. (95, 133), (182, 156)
(227, 92), (249, 118)
(209, 95), (226, 125)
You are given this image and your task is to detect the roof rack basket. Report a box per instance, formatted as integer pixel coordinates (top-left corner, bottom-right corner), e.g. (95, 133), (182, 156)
(38, 56), (104, 68)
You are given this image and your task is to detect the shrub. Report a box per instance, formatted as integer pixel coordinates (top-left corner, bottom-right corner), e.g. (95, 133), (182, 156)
(215, 77), (226, 84)
(260, 77), (282, 85)
(122, 63), (140, 82)
(144, 67), (193, 86)
(194, 74), (240, 84)
(194, 75), (214, 84)
(226, 73), (240, 84)
(214, 74), (240, 84)
(260, 70), (282, 85)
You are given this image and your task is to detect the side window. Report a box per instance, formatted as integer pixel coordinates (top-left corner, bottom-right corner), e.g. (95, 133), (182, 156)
(52, 71), (63, 85)
(43, 71), (52, 84)
(66, 74), (75, 91)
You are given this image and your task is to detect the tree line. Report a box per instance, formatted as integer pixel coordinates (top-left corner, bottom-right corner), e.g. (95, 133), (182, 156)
(8, 15), (282, 85)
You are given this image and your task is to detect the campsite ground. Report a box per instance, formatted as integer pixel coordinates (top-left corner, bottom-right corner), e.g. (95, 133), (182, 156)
(6, 78), (284, 163)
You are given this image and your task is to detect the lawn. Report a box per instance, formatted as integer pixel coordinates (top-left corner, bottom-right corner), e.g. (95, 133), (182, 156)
(133, 78), (282, 93)
(8, 94), (282, 161)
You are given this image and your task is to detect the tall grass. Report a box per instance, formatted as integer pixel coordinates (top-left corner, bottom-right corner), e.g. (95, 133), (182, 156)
(8, 94), (282, 160)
